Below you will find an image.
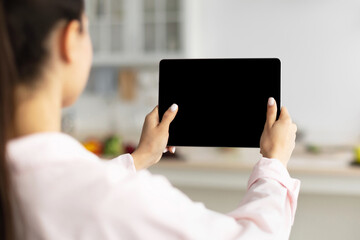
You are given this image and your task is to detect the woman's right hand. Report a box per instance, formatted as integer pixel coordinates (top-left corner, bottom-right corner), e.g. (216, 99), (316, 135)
(131, 104), (178, 170)
(260, 97), (297, 167)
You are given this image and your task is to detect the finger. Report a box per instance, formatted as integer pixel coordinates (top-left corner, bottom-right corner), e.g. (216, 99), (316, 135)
(145, 106), (160, 128)
(279, 106), (292, 122)
(159, 104), (178, 129)
(163, 147), (176, 154)
(266, 97), (277, 128)
(292, 123), (298, 132)
(168, 146), (176, 154)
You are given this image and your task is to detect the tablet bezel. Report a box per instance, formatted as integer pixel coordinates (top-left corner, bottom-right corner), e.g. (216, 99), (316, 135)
(158, 58), (281, 148)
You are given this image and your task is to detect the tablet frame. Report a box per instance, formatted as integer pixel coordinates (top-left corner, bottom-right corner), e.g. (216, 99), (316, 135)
(158, 58), (281, 148)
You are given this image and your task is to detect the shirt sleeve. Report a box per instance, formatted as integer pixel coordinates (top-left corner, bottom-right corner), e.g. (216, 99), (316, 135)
(94, 157), (300, 240)
(226, 157), (301, 239)
(110, 153), (136, 173)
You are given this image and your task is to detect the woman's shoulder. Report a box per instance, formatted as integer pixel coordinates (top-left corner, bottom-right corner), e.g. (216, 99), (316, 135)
(7, 132), (99, 171)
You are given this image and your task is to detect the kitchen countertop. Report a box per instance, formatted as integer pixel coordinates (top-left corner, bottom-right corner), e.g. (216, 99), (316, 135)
(149, 147), (360, 196)
(153, 147), (360, 176)
(154, 158), (360, 176)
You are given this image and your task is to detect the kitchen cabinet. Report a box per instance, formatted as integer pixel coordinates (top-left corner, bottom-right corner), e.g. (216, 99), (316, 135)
(85, 0), (185, 67)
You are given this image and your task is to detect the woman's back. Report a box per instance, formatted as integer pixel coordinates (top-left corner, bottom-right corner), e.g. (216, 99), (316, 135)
(7, 132), (299, 240)
(8, 132), (137, 239)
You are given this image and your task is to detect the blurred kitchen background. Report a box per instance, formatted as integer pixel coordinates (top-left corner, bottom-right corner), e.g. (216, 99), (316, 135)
(61, 0), (360, 239)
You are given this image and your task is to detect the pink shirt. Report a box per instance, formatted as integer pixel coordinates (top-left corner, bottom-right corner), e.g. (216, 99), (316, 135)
(7, 132), (300, 240)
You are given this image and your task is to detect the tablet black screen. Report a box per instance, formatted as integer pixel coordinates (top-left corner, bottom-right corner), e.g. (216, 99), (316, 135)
(158, 58), (281, 148)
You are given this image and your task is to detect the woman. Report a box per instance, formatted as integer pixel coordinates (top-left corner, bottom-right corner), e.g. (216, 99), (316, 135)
(0, 0), (300, 239)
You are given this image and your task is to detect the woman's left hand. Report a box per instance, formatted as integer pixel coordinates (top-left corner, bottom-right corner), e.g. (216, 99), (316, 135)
(131, 104), (178, 170)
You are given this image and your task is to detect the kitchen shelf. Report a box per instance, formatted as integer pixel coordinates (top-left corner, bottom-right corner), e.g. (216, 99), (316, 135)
(91, 53), (185, 67)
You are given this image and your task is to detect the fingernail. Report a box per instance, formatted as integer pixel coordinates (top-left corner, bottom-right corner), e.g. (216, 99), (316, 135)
(170, 104), (178, 112)
(163, 148), (168, 153)
(171, 147), (176, 153)
(268, 97), (275, 106)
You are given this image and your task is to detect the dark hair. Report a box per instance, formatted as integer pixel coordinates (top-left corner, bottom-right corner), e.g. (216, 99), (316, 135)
(0, 0), (84, 239)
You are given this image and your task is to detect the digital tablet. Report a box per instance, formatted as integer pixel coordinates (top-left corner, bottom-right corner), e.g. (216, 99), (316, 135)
(158, 58), (281, 148)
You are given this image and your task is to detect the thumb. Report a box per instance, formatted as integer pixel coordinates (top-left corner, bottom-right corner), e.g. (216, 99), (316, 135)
(159, 104), (178, 129)
(144, 106), (160, 128)
(266, 97), (277, 128)
(279, 106), (291, 121)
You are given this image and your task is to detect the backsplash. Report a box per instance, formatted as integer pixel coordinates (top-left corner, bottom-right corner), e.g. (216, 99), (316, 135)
(62, 66), (159, 144)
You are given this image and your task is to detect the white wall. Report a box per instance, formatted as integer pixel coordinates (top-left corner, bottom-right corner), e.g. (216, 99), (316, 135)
(185, 0), (360, 145)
